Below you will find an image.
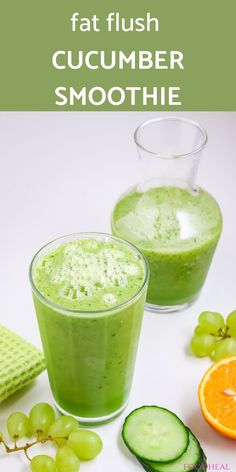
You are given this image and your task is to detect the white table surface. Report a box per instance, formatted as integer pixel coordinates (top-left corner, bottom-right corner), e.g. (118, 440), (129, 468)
(0, 111), (235, 471)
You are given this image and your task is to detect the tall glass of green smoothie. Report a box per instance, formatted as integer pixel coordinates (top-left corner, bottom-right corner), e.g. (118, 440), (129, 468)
(30, 233), (148, 424)
(112, 118), (222, 313)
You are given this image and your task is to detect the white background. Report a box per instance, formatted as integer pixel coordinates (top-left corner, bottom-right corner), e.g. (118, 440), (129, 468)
(0, 112), (235, 471)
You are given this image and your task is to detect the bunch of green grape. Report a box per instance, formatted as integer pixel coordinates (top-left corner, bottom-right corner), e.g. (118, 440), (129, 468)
(190, 310), (236, 360)
(0, 402), (103, 472)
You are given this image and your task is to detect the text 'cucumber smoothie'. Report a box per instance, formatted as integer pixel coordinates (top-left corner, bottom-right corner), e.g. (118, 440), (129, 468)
(112, 118), (222, 312)
(30, 233), (148, 424)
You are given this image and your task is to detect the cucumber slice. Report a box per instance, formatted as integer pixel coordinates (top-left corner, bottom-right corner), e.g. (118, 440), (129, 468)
(138, 460), (153, 472)
(138, 430), (206, 472)
(122, 406), (189, 462)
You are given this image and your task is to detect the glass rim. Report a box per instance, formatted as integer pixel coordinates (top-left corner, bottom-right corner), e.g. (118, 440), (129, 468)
(29, 232), (149, 316)
(134, 116), (208, 159)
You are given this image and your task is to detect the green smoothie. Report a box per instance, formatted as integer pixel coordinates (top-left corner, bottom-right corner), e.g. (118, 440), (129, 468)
(112, 186), (222, 308)
(30, 234), (148, 422)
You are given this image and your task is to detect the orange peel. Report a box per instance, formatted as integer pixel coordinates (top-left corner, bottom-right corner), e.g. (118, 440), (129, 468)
(198, 356), (236, 439)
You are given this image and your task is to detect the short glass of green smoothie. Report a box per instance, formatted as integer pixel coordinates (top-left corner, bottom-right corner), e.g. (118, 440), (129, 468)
(29, 233), (148, 424)
(111, 117), (223, 312)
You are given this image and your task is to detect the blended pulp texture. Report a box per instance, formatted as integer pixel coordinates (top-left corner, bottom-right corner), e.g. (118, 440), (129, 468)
(112, 186), (222, 307)
(32, 238), (147, 420)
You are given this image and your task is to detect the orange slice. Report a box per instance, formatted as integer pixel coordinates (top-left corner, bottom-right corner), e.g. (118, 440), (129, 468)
(198, 356), (236, 439)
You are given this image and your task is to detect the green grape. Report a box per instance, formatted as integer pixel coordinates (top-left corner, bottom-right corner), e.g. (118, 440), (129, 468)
(198, 311), (225, 335)
(30, 455), (57, 472)
(212, 338), (236, 361)
(190, 334), (216, 357)
(0, 432), (3, 442)
(29, 403), (55, 436)
(67, 430), (103, 460)
(228, 328), (236, 339)
(7, 412), (29, 440)
(48, 416), (78, 446)
(56, 446), (80, 472)
(194, 325), (206, 335)
(226, 310), (236, 337)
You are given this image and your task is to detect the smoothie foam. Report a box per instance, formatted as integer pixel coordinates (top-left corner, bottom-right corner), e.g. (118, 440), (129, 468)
(33, 238), (145, 311)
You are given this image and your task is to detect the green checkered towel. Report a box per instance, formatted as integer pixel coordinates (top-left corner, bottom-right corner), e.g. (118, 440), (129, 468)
(0, 323), (46, 403)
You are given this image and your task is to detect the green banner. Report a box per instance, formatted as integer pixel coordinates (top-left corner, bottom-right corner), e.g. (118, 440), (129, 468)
(0, 0), (235, 110)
